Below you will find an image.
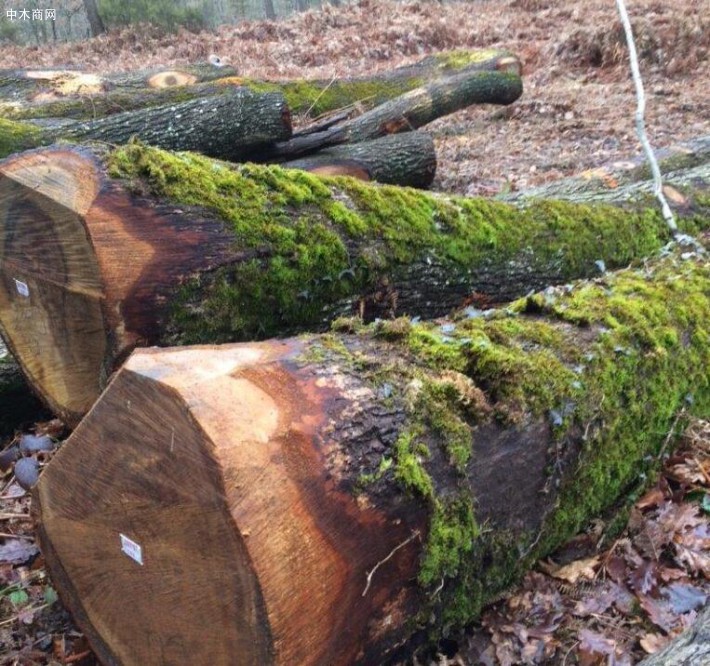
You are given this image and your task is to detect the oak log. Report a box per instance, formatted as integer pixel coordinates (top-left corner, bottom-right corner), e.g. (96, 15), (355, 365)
(0, 63), (240, 104)
(34, 252), (710, 665)
(262, 69), (523, 160)
(0, 49), (522, 122)
(281, 132), (437, 187)
(0, 143), (708, 425)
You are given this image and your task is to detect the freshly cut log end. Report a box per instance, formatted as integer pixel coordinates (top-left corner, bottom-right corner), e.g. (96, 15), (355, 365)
(0, 144), (242, 424)
(0, 148), (106, 419)
(2, 142), (708, 424)
(35, 342), (424, 666)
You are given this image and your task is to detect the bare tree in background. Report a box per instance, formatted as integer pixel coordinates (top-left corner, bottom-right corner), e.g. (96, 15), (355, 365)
(263, 0), (277, 20)
(83, 0), (106, 36)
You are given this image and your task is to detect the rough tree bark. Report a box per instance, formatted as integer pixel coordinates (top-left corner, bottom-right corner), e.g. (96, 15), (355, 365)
(281, 132), (437, 187)
(34, 251), (710, 665)
(0, 50), (521, 122)
(0, 88), (292, 161)
(1, 143), (706, 424)
(501, 135), (710, 205)
(264, 69), (523, 160)
(638, 603), (710, 665)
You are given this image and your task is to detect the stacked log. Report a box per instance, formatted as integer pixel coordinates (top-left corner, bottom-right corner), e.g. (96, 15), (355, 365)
(2, 143), (706, 425)
(1, 49), (708, 666)
(34, 251), (710, 665)
(0, 49), (520, 121)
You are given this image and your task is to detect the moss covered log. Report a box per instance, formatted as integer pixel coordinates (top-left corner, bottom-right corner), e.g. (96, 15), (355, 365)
(0, 50), (520, 122)
(0, 141), (708, 424)
(0, 87), (292, 161)
(35, 251), (710, 664)
(281, 132), (437, 187)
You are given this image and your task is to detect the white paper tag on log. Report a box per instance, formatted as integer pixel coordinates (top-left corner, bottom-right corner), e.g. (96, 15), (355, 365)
(120, 533), (144, 565)
(14, 279), (29, 298)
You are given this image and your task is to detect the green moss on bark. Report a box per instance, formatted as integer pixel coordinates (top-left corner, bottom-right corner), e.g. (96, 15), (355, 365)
(105, 143), (708, 345)
(318, 252), (710, 634)
(0, 118), (45, 158)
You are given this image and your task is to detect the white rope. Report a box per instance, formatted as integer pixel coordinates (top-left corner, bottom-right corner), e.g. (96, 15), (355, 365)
(614, 0), (677, 233)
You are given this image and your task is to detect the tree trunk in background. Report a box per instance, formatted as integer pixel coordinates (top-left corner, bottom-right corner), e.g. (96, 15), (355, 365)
(0, 143), (707, 425)
(263, 0), (277, 20)
(34, 251), (710, 665)
(82, 0), (106, 37)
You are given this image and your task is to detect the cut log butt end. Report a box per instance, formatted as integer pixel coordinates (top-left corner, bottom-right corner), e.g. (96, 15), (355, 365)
(35, 342), (424, 666)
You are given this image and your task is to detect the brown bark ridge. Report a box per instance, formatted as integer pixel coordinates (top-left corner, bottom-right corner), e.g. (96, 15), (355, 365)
(0, 87), (293, 161)
(34, 251), (710, 665)
(281, 132), (437, 187)
(0, 143), (707, 426)
(263, 68), (523, 160)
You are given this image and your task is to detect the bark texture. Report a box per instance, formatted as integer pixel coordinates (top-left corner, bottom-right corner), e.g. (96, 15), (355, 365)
(0, 88), (292, 161)
(34, 252), (710, 665)
(0, 50), (521, 122)
(281, 132), (437, 187)
(1, 142), (708, 424)
(264, 69), (523, 160)
(0, 63), (239, 104)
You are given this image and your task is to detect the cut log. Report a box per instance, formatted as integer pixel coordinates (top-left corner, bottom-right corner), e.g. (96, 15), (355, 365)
(0, 87), (292, 160)
(0, 142), (708, 425)
(263, 69), (523, 160)
(500, 135), (710, 205)
(281, 132), (437, 187)
(0, 50), (521, 122)
(34, 251), (710, 665)
(0, 63), (240, 104)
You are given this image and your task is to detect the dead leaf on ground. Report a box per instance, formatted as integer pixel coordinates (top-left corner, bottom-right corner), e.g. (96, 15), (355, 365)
(550, 556), (600, 584)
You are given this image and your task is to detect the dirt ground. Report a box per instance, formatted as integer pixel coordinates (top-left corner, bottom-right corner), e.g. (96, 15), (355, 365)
(0, 0), (708, 664)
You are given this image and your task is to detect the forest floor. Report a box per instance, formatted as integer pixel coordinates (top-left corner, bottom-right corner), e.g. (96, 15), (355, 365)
(0, 0), (709, 664)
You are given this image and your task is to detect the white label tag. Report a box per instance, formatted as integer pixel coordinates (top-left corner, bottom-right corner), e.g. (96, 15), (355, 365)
(14, 279), (29, 298)
(120, 533), (144, 565)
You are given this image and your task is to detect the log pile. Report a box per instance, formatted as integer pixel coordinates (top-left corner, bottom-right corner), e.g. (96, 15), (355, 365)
(34, 251), (710, 665)
(0, 51), (709, 665)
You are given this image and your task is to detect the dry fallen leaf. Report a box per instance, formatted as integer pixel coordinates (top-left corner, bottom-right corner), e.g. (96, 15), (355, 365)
(550, 556), (600, 584)
(639, 632), (669, 654)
